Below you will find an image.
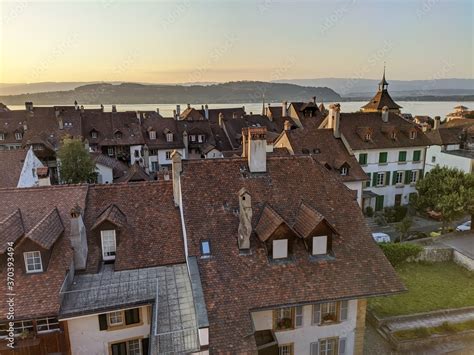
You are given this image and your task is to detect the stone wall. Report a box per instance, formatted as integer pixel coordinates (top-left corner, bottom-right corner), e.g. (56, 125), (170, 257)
(407, 246), (453, 263)
(453, 250), (474, 271)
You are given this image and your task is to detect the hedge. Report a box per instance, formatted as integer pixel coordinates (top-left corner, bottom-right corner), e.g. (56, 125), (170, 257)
(379, 243), (423, 267)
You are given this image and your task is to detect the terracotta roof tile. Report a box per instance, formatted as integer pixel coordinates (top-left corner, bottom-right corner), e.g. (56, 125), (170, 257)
(0, 209), (24, 253)
(292, 202), (325, 238)
(255, 204), (285, 242)
(25, 207), (64, 249)
(0, 149), (27, 188)
(92, 203), (127, 230)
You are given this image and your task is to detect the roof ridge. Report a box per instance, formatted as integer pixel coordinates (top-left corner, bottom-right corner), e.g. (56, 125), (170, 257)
(25, 207), (62, 240)
(0, 208), (23, 226)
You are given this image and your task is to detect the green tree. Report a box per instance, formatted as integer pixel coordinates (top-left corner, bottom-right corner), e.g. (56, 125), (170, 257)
(415, 166), (474, 232)
(395, 216), (413, 242)
(58, 138), (97, 184)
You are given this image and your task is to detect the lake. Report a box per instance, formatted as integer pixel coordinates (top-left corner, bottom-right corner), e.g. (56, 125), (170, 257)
(7, 101), (473, 120)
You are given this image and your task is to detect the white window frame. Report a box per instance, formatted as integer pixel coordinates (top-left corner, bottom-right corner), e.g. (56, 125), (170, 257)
(319, 337), (337, 355)
(149, 131), (157, 140)
(396, 171), (404, 184)
(340, 167), (348, 176)
(0, 133), (4, 141)
(91, 131), (98, 139)
(127, 339), (141, 355)
(410, 131), (417, 139)
(165, 151), (172, 160)
(24, 251), (43, 273)
(312, 236), (327, 255)
(410, 170), (418, 184)
(272, 239), (288, 259)
(278, 343), (293, 355)
(107, 147), (114, 156)
(101, 230), (117, 261)
(13, 320), (34, 336)
(364, 133), (371, 141)
(166, 132), (173, 142)
(15, 132), (22, 140)
(376, 172), (385, 187)
(295, 306), (303, 328)
(108, 311), (123, 326)
(198, 134), (204, 143)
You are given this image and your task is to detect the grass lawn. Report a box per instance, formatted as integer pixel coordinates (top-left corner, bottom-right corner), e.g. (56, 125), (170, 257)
(369, 262), (474, 318)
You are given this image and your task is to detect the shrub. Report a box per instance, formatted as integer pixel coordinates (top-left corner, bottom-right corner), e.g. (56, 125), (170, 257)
(365, 206), (374, 217)
(383, 206), (408, 223)
(379, 243), (423, 267)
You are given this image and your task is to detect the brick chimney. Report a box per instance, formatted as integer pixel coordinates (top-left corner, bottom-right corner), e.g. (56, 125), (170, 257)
(171, 150), (183, 207)
(238, 188), (252, 250)
(382, 106), (389, 123)
(434, 116), (441, 130)
(176, 104), (181, 117)
(312, 96), (316, 104)
(328, 104), (341, 138)
(70, 205), (88, 270)
(242, 127), (267, 173)
(25, 102), (33, 112)
(282, 101), (288, 117)
(112, 105), (117, 113)
(204, 104), (209, 120)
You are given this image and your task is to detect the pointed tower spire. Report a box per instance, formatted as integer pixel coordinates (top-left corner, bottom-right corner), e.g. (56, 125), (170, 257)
(378, 63), (389, 91)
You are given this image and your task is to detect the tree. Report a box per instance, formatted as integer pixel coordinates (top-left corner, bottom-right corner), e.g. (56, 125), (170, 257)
(415, 166), (474, 232)
(395, 216), (412, 242)
(57, 138), (97, 184)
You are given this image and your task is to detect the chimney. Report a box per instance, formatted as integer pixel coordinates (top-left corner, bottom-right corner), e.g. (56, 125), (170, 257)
(238, 188), (252, 250)
(182, 131), (188, 159)
(313, 96), (316, 104)
(282, 101), (288, 117)
(245, 127), (267, 173)
(284, 120), (291, 131)
(328, 103), (341, 138)
(187, 103), (191, 109)
(69, 205), (88, 270)
(176, 104), (181, 117)
(232, 112), (237, 119)
(100, 104), (104, 112)
(382, 106), (389, 123)
(25, 102), (33, 111)
(156, 107), (160, 114)
(171, 151), (182, 207)
(112, 104), (117, 113)
(173, 109), (177, 119)
(55, 107), (60, 118)
(434, 116), (441, 130)
(58, 117), (64, 130)
(204, 104), (209, 120)
(136, 111), (140, 119)
(36, 167), (51, 186)
(74, 100), (78, 110)
(219, 112), (225, 128)
(80, 105), (85, 113)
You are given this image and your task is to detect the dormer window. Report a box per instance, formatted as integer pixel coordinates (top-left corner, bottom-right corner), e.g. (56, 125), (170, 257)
(200, 240), (211, 257)
(364, 133), (371, 141)
(391, 131), (397, 140)
(114, 131), (122, 139)
(166, 132), (173, 142)
(15, 132), (22, 140)
(340, 167), (348, 176)
(91, 130), (98, 139)
(24, 251), (43, 273)
(101, 230), (116, 261)
(312, 236), (328, 255)
(189, 135), (196, 142)
(0, 133), (4, 141)
(198, 134), (205, 143)
(272, 239), (288, 259)
(410, 130), (417, 139)
(149, 130), (156, 140)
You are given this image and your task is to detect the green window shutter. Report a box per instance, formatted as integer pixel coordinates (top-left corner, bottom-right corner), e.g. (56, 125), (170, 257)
(372, 172), (378, 187)
(419, 169), (424, 179)
(98, 314), (108, 331)
(385, 171), (390, 186)
(413, 150), (421, 162)
(398, 151), (406, 162)
(404, 170), (411, 184)
(366, 172), (371, 187)
(379, 152), (387, 163)
(359, 153), (367, 165)
(392, 171), (398, 185)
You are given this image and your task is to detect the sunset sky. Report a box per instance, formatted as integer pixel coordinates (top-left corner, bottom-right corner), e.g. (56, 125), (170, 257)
(0, 0), (472, 84)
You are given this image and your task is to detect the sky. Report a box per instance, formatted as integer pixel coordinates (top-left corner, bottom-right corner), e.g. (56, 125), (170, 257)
(0, 0), (472, 84)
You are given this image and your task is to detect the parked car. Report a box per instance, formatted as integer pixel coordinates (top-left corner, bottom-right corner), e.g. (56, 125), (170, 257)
(456, 221), (471, 232)
(426, 209), (442, 221)
(372, 232), (391, 243)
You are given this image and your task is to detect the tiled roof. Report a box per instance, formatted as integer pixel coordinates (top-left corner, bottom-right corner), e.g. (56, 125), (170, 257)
(180, 156), (405, 353)
(278, 125), (367, 182)
(114, 163), (152, 183)
(255, 204), (286, 242)
(83, 182), (185, 272)
(25, 207), (64, 249)
(339, 112), (431, 150)
(361, 89), (402, 111)
(292, 201), (326, 239)
(0, 149), (27, 188)
(91, 153), (129, 179)
(425, 127), (465, 145)
(92, 203), (127, 230)
(0, 185), (89, 320)
(0, 209), (24, 253)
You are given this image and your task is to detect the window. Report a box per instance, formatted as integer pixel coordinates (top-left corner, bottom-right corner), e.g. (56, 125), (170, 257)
(91, 131), (98, 139)
(165, 151), (172, 160)
(134, 150), (139, 158)
(398, 151), (407, 162)
(128, 339), (141, 355)
(278, 344), (293, 355)
(0, 133), (4, 141)
(339, 338), (347, 355)
(391, 131), (397, 140)
(395, 171), (404, 184)
(151, 162), (158, 171)
(107, 147), (114, 156)
(410, 130), (417, 139)
(410, 170), (418, 184)
(295, 306), (303, 328)
(272, 239), (288, 259)
(312, 236), (327, 255)
(319, 338), (338, 355)
(340, 301), (348, 321)
(201, 240), (211, 257)
(376, 172), (385, 186)
(166, 132), (173, 142)
(24, 251), (42, 273)
(36, 317), (59, 333)
(198, 134), (205, 143)
(413, 150), (421, 162)
(340, 167), (348, 176)
(33, 144), (44, 151)
(189, 135), (196, 142)
(274, 308), (293, 330)
(364, 133), (371, 141)
(101, 230), (116, 261)
(115, 131), (122, 139)
(149, 131), (156, 140)
(13, 320), (33, 336)
(0, 323), (8, 338)
(378, 152), (388, 164)
(111, 339), (141, 355)
(108, 311), (123, 326)
(358, 153), (367, 165)
(431, 156), (436, 163)
(15, 132), (22, 140)
(321, 302), (337, 323)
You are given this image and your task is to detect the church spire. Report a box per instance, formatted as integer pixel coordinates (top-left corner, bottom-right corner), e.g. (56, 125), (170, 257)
(378, 64), (389, 91)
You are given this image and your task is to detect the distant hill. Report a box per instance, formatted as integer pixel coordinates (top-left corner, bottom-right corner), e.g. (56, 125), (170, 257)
(0, 81), (341, 105)
(274, 78), (474, 97)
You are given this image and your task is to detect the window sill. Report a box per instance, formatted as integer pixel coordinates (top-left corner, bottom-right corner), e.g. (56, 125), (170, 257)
(397, 161), (407, 165)
(378, 162), (388, 166)
(273, 327), (295, 332)
(395, 184), (404, 188)
(313, 320), (341, 327)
